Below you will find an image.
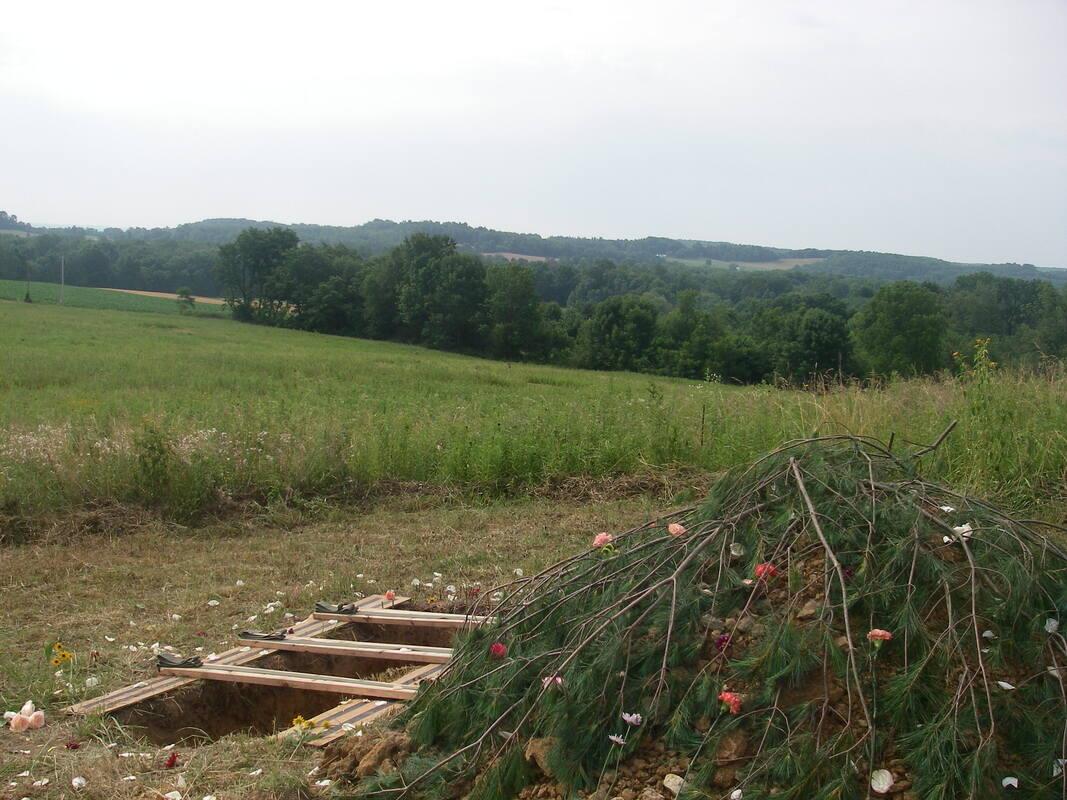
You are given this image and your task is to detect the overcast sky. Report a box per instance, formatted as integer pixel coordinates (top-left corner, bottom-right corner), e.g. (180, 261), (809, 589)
(2, 1), (1064, 265)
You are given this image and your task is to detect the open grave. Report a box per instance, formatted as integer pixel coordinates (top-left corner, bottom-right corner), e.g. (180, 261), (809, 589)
(65, 594), (489, 747)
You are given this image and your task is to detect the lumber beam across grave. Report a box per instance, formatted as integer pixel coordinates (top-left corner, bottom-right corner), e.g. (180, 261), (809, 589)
(278, 663), (445, 747)
(65, 594), (409, 716)
(158, 663), (419, 699)
(240, 635), (454, 663)
(312, 607), (494, 629)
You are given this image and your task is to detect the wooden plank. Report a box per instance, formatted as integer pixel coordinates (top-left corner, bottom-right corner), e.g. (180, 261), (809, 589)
(312, 607), (494, 629)
(280, 663), (445, 747)
(159, 663), (418, 699)
(241, 636), (453, 663)
(65, 595), (409, 716)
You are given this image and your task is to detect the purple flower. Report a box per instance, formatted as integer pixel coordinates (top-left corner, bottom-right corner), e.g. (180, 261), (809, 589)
(715, 634), (731, 652)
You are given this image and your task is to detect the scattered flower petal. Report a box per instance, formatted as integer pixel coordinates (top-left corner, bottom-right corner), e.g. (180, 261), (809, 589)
(729, 542), (745, 557)
(939, 505), (956, 513)
(1002, 776), (1019, 789)
(730, 791), (743, 800)
(981, 630), (997, 640)
(1045, 618), (1060, 634)
(72, 777), (87, 790)
(207, 600), (220, 608)
(870, 769), (893, 794)
(667, 522), (687, 537)
(248, 768), (263, 776)
(952, 523), (974, 539)
(996, 681), (1015, 691)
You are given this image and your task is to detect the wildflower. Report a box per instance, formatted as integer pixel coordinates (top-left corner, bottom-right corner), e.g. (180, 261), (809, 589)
(718, 690), (742, 715)
(621, 711), (642, 726)
(754, 562), (778, 580)
(608, 734), (626, 746)
(730, 791), (743, 800)
(593, 532), (614, 548)
(870, 769), (894, 795)
(667, 522), (687, 537)
(867, 629), (892, 650)
(489, 641), (507, 659)
(715, 634), (731, 653)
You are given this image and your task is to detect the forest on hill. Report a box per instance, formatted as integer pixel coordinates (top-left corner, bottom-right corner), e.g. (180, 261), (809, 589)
(2, 211), (1063, 291)
(3, 212), (1066, 384)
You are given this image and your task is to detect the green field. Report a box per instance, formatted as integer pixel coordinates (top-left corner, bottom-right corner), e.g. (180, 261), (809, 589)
(0, 279), (227, 316)
(2, 298), (1065, 531)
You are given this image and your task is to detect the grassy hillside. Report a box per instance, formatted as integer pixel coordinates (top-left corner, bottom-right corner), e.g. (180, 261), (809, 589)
(0, 279), (227, 316)
(2, 300), (1065, 530)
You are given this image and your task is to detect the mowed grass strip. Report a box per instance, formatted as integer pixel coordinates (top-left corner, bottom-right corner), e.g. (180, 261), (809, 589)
(0, 497), (659, 800)
(2, 300), (1066, 526)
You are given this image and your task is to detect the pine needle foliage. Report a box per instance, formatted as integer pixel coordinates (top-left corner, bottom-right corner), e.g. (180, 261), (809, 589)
(348, 432), (1067, 800)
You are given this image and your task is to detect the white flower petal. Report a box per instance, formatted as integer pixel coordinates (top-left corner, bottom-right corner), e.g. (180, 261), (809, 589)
(1002, 776), (1019, 788)
(730, 791), (743, 800)
(164, 792), (182, 800)
(870, 769), (893, 795)
(939, 505), (956, 513)
(729, 542), (745, 557)
(248, 768), (263, 776)
(315, 779), (333, 787)
(996, 681), (1016, 691)
(981, 630), (997, 640)
(1045, 618), (1060, 634)
(72, 777), (87, 790)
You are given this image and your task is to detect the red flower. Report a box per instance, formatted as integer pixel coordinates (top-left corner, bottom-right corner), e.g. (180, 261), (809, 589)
(489, 641), (507, 659)
(715, 634), (731, 653)
(65, 740), (81, 750)
(718, 690), (742, 715)
(163, 752), (179, 769)
(384, 590), (396, 603)
(754, 562), (779, 580)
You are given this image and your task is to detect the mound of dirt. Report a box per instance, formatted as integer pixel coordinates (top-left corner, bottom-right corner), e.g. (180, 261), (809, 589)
(323, 434), (1066, 799)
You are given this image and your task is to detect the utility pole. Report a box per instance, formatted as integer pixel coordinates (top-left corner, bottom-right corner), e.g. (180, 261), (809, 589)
(59, 255), (65, 304)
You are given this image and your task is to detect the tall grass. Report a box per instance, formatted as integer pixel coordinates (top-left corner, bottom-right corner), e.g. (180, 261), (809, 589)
(2, 301), (1065, 530)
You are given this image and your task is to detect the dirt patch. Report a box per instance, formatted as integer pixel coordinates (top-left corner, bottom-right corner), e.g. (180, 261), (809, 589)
(102, 288), (227, 305)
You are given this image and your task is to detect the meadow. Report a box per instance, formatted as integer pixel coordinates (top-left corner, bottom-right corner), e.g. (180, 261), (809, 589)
(0, 278), (228, 316)
(3, 294), (1066, 536)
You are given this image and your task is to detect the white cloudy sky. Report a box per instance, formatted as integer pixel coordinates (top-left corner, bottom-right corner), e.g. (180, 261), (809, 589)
(2, 1), (1064, 264)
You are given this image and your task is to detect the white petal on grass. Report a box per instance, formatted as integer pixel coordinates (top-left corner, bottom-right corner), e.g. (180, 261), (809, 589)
(1002, 776), (1019, 788)
(729, 542), (745, 557)
(315, 779), (333, 787)
(72, 777), (87, 790)
(235, 580), (245, 587)
(996, 681), (1016, 691)
(207, 600), (220, 608)
(248, 768), (263, 776)
(730, 791), (743, 800)
(981, 630), (997, 640)
(1045, 618), (1060, 634)
(163, 792), (182, 800)
(870, 769), (894, 795)
(939, 505), (956, 513)
(952, 523), (974, 538)
(1053, 758), (1066, 778)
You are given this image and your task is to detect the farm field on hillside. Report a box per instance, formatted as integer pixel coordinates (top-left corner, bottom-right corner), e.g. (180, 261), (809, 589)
(2, 300), (1066, 530)
(0, 280), (228, 316)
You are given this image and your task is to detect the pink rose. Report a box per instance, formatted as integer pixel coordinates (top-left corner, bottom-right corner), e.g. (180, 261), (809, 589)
(667, 523), (687, 537)
(592, 532), (614, 548)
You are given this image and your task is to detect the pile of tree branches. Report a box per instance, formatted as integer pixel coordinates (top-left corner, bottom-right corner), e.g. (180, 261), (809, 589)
(348, 431), (1067, 799)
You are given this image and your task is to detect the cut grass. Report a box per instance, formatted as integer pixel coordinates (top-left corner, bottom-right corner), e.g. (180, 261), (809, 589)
(0, 279), (228, 316)
(0, 497), (660, 799)
(2, 300), (1066, 531)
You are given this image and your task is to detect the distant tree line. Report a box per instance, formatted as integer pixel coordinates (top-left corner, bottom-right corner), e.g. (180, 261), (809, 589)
(213, 227), (1067, 383)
